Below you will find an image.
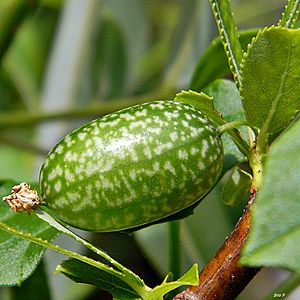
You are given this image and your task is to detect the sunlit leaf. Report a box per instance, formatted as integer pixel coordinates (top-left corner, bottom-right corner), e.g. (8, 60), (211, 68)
(240, 26), (300, 134)
(279, 0), (300, 28)
(209, 0), (243, 87)
(146, 264), (199, 299)
(174, 90), (223, 125)
(240, 119), (300, 272)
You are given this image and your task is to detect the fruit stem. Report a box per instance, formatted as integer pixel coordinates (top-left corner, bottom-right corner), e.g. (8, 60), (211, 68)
(169, 221), (182, 280)
(217, 120), (252, 158)
(217, 119), (249, 135)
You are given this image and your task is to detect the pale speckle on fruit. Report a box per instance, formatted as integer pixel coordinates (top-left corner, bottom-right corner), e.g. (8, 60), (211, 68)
(39, 100), (224, 232)
(178, 149), (189, 160)
(164, 160), (176, 175)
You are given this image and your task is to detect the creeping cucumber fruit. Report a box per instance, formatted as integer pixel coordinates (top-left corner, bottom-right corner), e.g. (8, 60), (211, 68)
(39, 100), (224, 232)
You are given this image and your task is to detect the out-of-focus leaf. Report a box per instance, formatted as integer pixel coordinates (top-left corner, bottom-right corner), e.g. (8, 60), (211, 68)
(0, 0), (38, 63)
(221, 167), (251, 206)
(10, 260), (51, 300)
(209, 0), (243, 87)
(102, 0), (149, 91)
(56, 259), (140, 300)
(164, 0), (214, 88)
(4, 7), (58, 107)
(0, 69), (23, 112)
(0, 180), (59, 286)
(240, 119), (300, 272)
(92, 19), (126, 99)
(241, 26), (300, 134)
(190, 29), (258, 91)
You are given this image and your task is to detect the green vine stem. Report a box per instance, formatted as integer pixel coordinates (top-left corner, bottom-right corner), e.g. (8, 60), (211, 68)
(0, 91), (174, 129)
(222, 126), (251, 159)
(169, 221), (182, 280)
(0, 220), (151, 299)
(217, 119), (249, 135)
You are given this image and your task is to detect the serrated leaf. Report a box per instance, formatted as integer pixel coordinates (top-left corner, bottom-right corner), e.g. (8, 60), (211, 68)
(0, 180), (59, 286)
(209, 0), (243, 87)
(240, 26), (300, 135)
(56, 259), (141, 300)
(240, 119), (300, 272)
(145, 264), (199, 300)
(175, 84), (249, 176)
(204, 79), (245, 122)
(190, 29), (258, 91)
(279, 0), (300, 28)
(10, 260), (51, 300)
(204, 79), (248, 174)
(174, 90), (223, 125)
(221, 167), (252, 206)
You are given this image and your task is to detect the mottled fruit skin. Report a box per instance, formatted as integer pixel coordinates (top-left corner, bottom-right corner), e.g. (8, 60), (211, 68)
(39, 100), (223, 232)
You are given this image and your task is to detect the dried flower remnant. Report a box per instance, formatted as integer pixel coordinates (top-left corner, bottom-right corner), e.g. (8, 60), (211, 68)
(3, 182), (41, 212)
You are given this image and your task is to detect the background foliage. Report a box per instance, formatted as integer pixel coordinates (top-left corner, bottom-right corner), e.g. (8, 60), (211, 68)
(1, 0), (299, 299)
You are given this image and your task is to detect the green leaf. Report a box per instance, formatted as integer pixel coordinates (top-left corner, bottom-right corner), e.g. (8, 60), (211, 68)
(103, 0), (149, 90)
(190, 29), (258, 91)
(164, 0), (213, 88)
(209, 0), (243, 87)
(4, 7), (58, 106)
(174, 90), (223, 125)
(279, 0), (300, 28)
(92, 18), (126, 99)
(175, 83), (250, 173)
(0, 0), (37, 63)
(240, 26), (300, 135)
(221, 167), (252, 206)
(204, 79), (248, 174)
(10, 260), (51, 300)
(56, 259), (141, 300)
(240, 119), (300, 272)
(145, 264), (199, 300)
(204, 79), (244, 122)
(0, 180), (59, 286)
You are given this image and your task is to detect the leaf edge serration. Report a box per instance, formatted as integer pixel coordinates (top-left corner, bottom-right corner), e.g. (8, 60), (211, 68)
(210, 0), (243, 88)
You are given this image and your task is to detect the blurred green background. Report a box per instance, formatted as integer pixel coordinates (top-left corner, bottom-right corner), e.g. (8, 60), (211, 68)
(0, 0), (299, 299)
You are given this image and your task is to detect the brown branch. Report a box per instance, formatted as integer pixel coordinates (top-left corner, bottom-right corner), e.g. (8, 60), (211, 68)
(174, 187), (260, 300)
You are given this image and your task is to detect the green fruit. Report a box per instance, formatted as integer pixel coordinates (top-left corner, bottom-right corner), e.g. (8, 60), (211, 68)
(39, 100), (223, 232)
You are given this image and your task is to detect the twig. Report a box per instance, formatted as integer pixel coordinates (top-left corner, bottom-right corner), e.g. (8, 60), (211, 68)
(173, 187), (260, 300)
